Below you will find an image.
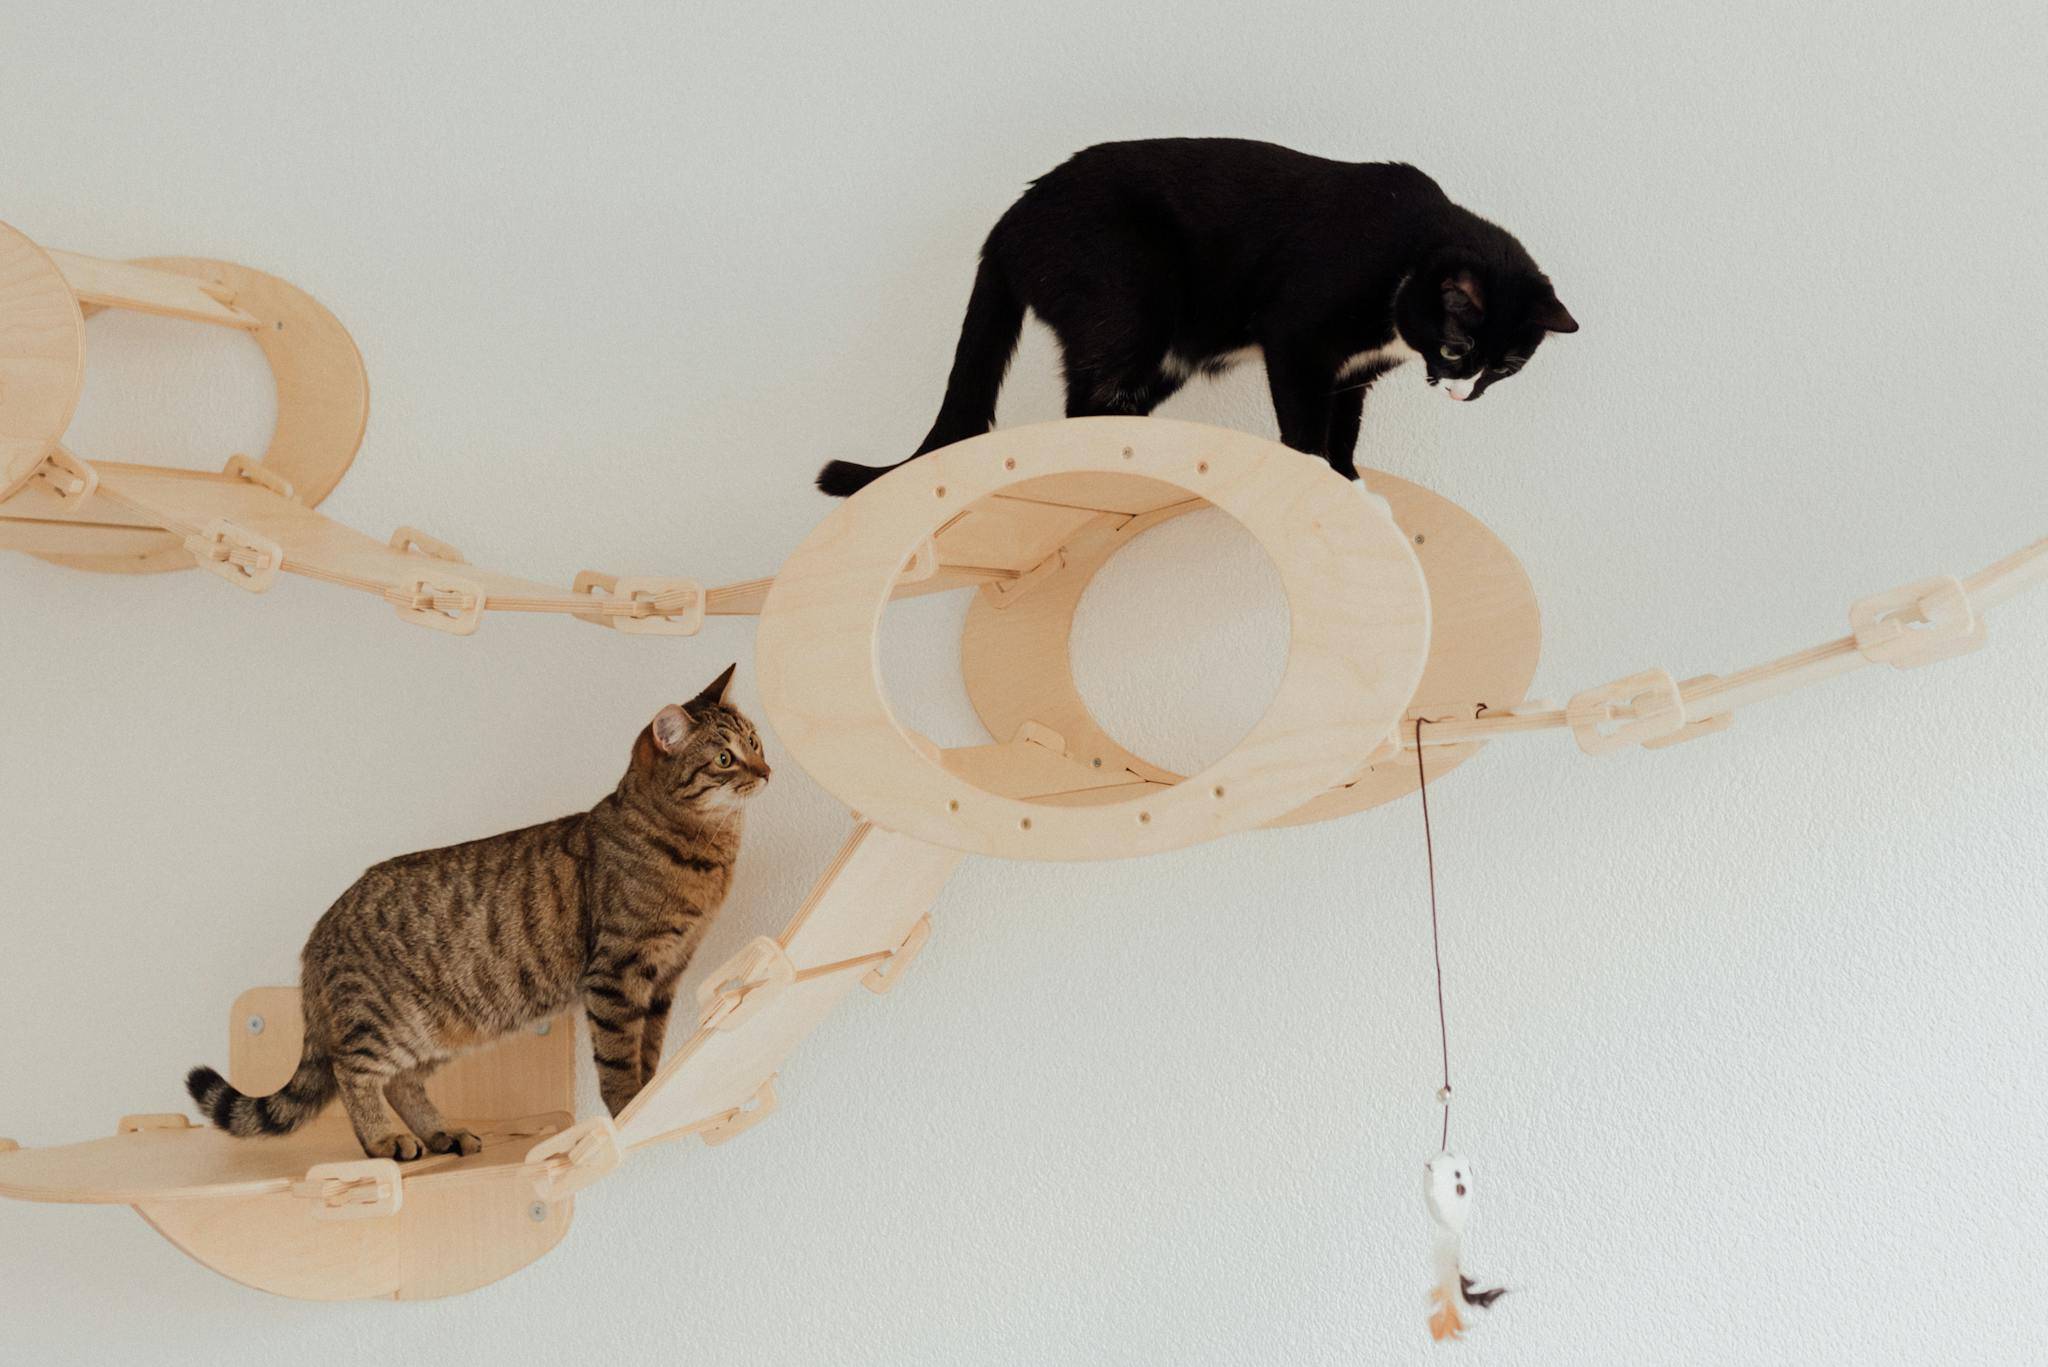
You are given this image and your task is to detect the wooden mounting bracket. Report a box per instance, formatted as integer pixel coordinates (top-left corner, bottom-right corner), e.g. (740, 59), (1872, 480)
(1566, 668), (1688, 755)
(386, 575), (486, 635)
(862, 915), (932, 995)
(571, 570), (706, 635)
(526, 1116), (623, 1204)
(389, 525), (466, 564)
(33, 446), (97, 509)
(1851, 575), (1987, 668)
(292, 1158), (404, 1221)
(115, 1113), (195, 1135)
(223, 453), (298, 503)
(695, 936), (796, 1032)
(697, 1076), (778, 1148)
(1643, 675), (1735, 749)
(183, 519), (283, 592)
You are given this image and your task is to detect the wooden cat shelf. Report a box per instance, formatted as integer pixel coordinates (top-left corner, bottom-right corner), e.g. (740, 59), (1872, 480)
(2, 220), (2042, 1299)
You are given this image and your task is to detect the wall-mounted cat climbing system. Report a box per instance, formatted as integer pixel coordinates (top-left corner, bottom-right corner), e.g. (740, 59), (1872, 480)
(2, 220), (2041, 1299)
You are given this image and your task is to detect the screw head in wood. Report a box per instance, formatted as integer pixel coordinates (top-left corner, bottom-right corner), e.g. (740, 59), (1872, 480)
(528, 1202), (547, 1223)
(245, 1015), (265, 1035)
(532, 1020), (551, 1036)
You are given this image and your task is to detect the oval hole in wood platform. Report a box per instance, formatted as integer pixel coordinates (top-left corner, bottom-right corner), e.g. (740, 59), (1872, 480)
(1069, 506), (1288, 777)
(66, 311), (276, 470)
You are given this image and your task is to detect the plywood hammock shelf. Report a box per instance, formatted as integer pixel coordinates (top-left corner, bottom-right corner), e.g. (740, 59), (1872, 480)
(1, 220), (2043, 1301)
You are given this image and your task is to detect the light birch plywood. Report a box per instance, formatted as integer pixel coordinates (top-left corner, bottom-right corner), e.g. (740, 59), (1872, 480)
(16, 462), (706, 633)
(958, 467), (1539, 828)
(46, 249), (261, 330)
(137, 1162), (573, 1302)
(0, 222), (85, 502)
(756, 417), (1432, 861)
(617, 823), (961, 1149)
(0, 985), (577, 1301)
(30, 253), (368, 575)
(0, 985), (575, 1205)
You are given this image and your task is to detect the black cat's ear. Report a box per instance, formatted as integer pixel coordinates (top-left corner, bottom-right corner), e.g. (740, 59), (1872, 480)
(688, 663), (738, 713)
(1440, 270), (1485, 319)
(1536, 297), (1578, 334)
(650, 704), (691, 755)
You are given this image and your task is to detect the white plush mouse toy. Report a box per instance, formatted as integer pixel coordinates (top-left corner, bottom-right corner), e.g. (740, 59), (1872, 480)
(1424, 1152), (1505, 1341)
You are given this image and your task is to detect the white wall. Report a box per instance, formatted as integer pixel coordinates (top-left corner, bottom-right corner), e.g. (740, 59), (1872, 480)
(3, 3), (2045, 1362)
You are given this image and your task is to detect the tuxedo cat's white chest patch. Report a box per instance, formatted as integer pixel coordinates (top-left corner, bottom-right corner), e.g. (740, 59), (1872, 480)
(1337, 336), (1419, 381)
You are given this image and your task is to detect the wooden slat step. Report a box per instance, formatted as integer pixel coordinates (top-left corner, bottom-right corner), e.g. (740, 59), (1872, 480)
(49, 250), (261, 329)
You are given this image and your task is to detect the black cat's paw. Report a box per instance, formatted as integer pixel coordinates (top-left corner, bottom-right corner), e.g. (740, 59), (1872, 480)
(427, 1129), (483, 1156)
(366, 1132), (424, 1162)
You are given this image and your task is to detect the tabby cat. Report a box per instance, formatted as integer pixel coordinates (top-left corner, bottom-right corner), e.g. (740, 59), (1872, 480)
(817, 137), (1576, 495)
(184, 665), (770, 1160)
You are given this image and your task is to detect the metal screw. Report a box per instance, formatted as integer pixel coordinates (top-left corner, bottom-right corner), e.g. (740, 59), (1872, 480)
(1415, 534), (1426, 545)
(532, 1020), (552, 1036)
(528, 1201), (548, 1223)
(1091, 757), (1102, 768)
(246, 1015), (265, 1035)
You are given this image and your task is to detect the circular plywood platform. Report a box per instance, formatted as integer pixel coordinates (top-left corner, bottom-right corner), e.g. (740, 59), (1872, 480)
(759, 417), (1437, 861)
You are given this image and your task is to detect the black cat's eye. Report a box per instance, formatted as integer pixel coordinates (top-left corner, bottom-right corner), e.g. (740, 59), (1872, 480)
(1439, 342), (1469, 362)
(717, 750), (734, 768)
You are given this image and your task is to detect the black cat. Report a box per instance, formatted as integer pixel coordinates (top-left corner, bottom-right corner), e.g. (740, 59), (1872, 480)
(818, 138), (1576, 496)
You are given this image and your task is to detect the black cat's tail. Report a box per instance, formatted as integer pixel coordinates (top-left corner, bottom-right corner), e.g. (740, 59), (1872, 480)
(817, 252), (1026, 497)
(186, 1038), (336, 1138)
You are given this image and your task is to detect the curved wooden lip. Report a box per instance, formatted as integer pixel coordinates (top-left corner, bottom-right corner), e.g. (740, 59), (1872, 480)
(757, 417), (1433, 861)
(0, 222), (87, 502)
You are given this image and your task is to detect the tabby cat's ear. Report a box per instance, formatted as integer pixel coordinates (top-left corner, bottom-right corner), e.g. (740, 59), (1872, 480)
(650, 704), (692, 755)
(1535, 297), (1578, 334)
(688, 663), (738, 713)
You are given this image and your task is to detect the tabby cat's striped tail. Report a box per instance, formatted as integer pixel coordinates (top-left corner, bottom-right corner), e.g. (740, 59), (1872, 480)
(185, 1039), (337, 1138)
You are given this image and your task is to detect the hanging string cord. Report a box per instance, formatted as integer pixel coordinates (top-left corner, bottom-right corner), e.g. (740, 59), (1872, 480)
(1415, 717), (1451, 1151)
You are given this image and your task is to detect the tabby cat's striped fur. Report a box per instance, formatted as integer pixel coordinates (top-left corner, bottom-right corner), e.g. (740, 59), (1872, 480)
(184, 665), (769, 1161)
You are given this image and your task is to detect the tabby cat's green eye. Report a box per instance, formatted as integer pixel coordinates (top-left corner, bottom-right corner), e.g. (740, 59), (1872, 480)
(717, 750), (734, 767)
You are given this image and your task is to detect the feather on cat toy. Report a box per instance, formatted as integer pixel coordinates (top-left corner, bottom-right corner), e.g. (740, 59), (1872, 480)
(1425, 1152), (1505, 1341)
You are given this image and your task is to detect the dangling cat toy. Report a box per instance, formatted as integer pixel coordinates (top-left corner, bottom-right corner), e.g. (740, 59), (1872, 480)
(1424, 1152), (1505, 1341)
